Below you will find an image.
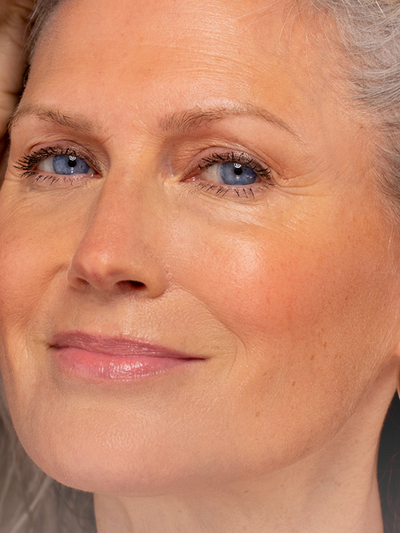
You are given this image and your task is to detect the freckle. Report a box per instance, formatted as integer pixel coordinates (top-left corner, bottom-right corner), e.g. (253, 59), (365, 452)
(255, 411), (260, 417)
(323, 341), (327, 347)
(311, 355), (315, 361)
(263, 371), (267, 376)
(243, 490), (250, 494)
(291, 381), (296, 387)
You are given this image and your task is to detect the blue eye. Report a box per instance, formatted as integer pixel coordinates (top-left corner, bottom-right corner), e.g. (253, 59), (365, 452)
(219, 162), (257, 186)
(51, 154), (91, 175)
(196, 153), (270, 190)
(37, 153), (93, 176)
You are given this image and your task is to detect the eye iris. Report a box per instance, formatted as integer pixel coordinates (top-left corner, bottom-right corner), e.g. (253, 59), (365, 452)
(52, 154), (90, 175)
(219, 162), (257, 186)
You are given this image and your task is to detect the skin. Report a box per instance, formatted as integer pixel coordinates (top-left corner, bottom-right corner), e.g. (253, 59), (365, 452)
(0, 0), (400, 531)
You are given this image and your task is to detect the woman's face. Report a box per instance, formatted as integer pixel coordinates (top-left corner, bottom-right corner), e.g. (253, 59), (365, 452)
(0, 0), (400, 495)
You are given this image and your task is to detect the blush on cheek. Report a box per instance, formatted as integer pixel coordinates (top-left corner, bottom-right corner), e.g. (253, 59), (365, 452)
(181, 234), (324, 341)
(0, 244), (51, 321)
(178, 214), (395, 371)
(0, 217), (66, 393)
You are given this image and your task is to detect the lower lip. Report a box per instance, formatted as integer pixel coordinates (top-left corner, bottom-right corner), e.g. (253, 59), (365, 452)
(52, 347), (196, 381)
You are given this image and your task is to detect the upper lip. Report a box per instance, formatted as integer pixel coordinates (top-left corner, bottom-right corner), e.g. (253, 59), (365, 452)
(50, 331), (202, 359)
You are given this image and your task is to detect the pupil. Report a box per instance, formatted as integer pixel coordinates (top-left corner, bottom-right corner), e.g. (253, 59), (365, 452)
(52, 154), (91, 175)
(219, 161), (257, 186)
(234, 165), (243, 175)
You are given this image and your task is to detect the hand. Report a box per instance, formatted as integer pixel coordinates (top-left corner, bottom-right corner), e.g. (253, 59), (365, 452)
(0, 0), (35, 177)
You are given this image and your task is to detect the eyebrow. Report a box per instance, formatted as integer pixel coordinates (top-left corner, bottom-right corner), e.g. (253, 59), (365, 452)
(160, 103), (298, 137)
(9, 102), (299, 139)
(8, 104), (94, 135)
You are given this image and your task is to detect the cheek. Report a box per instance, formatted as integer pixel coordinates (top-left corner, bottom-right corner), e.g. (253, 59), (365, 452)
(0, 229), (43, 403)
(169, 209), (399, 395)
(161, 214), (400, 464)
(171, 225), (342, 342)
(0, 222), (57, 329)
(0, 196), (76, 395)
(0, 188), (94, 331)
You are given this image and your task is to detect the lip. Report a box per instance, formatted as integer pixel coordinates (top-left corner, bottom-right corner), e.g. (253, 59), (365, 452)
(50, 331), (203, 382)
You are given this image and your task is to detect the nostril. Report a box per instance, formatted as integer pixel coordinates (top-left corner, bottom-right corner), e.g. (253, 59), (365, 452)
(116, 279), (146, 292)
(129, 280), (146, 289)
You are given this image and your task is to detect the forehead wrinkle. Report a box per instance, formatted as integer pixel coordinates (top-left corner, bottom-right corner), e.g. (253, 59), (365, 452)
(159, 103), (301, 140)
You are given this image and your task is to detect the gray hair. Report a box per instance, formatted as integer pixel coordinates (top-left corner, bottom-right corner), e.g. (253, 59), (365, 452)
(0, 375), (95, 533)
(2, 0), (400, 531)
(311, 0), (400, 212)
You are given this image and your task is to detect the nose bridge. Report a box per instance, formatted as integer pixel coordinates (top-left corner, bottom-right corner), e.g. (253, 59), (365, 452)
(67, 170), (168, 296)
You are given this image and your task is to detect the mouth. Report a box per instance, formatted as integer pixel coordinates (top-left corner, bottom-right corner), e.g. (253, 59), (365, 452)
(50, 331), (204, 382)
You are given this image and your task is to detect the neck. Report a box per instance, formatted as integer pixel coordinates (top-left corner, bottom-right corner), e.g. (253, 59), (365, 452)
(94, 372), (396, 533)
(94, 447), (383, 533)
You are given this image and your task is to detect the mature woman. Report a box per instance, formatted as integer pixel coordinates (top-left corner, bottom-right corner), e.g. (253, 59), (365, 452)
(1, 0), (400, 531)
(0, 4), (95, 531)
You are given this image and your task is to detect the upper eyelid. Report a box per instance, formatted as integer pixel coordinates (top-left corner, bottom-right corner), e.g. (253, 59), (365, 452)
(190, 151), (273, 183)
(197, 151), (269, 170)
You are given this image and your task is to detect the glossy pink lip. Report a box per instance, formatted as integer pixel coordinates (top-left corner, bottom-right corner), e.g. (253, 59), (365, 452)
(50, 331), (203, 381)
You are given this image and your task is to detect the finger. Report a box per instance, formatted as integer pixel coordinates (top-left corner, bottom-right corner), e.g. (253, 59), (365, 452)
(0, 1), (35, 137)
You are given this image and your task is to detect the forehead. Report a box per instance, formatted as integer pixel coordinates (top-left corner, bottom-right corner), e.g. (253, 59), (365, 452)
(26, 0), (341, 138)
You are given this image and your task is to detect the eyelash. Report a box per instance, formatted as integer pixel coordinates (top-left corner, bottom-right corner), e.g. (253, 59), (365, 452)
(14, 147), (274, 199)
(193, 151), (273, 199)
(14, 147), (95, 185)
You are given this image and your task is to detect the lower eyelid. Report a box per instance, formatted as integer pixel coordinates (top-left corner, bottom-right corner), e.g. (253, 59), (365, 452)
(193, 181), (269, 200)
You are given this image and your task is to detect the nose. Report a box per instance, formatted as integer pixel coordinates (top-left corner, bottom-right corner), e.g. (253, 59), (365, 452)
(67, 176), (169, 298)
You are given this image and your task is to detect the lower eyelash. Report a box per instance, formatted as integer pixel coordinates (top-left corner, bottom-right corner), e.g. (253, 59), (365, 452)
(33, 174), (74, 185)
(14, 147), (96, 184)
(195, 183), (230, 197)
(191, 151), (274, 200)
(20, 170), (77, 186)
(15, 147), (272, 199)
(194, 182), (267, 199)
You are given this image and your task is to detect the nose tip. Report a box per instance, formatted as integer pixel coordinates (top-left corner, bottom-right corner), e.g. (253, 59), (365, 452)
(66, 183), (170, 298)
(65, 165), (171, 299)
(67, 243), (168, 298)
